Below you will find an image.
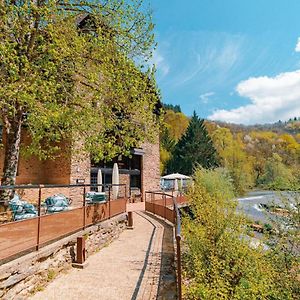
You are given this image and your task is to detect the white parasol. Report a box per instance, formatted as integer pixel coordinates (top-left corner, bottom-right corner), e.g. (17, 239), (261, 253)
(112, 163), (119, 200)
(161, 173), (191, 180)
(97, 169), (102, 192)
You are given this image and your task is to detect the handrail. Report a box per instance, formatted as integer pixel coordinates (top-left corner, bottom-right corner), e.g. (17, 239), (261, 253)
(0, 183), (128, 263)
(0, 183), (126, 190)
(173, 196), (182, 237)
(145, 190), (184, 300)
(172, 194), (182, 300)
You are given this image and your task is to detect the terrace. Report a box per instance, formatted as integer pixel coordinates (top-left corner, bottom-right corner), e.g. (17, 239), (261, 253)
(0, 185), (188, 300)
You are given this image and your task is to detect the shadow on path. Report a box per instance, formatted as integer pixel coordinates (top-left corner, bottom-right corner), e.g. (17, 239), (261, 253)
(131, 212), (176, 300)
(130, 212), (157, 300)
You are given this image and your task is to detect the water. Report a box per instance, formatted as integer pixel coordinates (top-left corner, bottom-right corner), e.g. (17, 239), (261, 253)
(237, 190), (297, 223)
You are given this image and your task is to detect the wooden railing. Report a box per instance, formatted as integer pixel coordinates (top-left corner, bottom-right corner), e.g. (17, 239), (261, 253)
(0, 183), (127, 263)
(145, 191), (188, 300)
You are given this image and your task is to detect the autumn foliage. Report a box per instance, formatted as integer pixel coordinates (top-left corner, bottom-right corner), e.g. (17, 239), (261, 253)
(161, 105), (300, 194)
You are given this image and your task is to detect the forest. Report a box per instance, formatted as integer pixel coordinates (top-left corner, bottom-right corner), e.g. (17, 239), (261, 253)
(160, 104), (300, 194)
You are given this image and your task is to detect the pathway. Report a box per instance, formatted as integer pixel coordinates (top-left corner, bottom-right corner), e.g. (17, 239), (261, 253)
(31, 210), (176, 300)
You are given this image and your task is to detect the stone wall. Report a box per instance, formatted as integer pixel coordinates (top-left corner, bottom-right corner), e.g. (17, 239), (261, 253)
(15, 187), (71, 205)
(0, 131), (90, 206)
(141, 137), (161, 196)
(42, 142), (71, 185)
(0, 133), (44, 185)
(69, 139), (91, 207)
(0, 133), (71, 186)
(0, 213), (127, 300)
(119, 173), (130, 198)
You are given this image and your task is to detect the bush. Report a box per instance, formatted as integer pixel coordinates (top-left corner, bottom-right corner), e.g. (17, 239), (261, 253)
(183, 167), (280, 299)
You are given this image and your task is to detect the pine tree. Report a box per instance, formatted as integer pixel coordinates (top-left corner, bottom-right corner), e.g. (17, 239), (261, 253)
(167, 112), (218, 175)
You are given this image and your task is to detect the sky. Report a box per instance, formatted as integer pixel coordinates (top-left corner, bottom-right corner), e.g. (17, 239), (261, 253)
(150, 0), (300, 124)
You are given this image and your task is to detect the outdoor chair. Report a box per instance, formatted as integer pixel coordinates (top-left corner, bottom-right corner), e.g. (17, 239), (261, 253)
(9, 196), (37, 221)
(85, 192), (107, 204)
(44, 194), (70, 213)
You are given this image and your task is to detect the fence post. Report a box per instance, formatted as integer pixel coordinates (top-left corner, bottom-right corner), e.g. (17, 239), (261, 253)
(83, 186), (86, 230)
(108, 185), (111, 219)
(153, 193), (155, 215)
(176, 235), (182, 300)
(164, 194), (166, 220)
(36, 186), (42, 251)
(72, 236), (88, 269)
(127, 211), (134, 229)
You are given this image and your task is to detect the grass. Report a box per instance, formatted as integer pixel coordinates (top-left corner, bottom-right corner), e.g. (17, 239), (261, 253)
(47, 269), (57, 282)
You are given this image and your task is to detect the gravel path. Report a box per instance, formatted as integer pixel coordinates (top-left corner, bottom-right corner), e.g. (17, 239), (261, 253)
(31, 211), (175, 300)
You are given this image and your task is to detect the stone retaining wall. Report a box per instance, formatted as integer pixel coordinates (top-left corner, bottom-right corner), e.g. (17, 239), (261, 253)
(0, 213), (127, 300)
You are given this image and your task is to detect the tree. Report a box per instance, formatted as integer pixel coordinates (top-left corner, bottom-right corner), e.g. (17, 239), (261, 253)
(260, 153), (296, 190)
(163, 109), (189, 141)
(0, 0), (158, 202)
(167, 112), (218, 175)
(159, 125), (176, 174)
(163, 103), (182, 113)
(159, 107), (189, 174)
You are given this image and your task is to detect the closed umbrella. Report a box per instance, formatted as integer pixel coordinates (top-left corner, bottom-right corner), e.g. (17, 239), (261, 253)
(97, 169), (102, 192)
(112, 163), (119, 200)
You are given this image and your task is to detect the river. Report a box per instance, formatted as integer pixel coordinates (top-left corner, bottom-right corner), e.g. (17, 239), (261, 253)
(237, 190), (297, 223)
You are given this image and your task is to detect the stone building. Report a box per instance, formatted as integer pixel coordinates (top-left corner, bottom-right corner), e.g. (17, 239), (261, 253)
(0, 14), (161, 206)
(0, 129), (160, 206)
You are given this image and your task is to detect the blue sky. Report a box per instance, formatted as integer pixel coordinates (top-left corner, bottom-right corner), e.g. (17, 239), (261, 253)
(150, 0), (300, 124)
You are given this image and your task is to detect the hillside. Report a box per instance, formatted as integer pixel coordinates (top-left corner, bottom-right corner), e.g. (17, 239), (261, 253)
(214, 118), (300, 136)
(160, 105), (300, 193)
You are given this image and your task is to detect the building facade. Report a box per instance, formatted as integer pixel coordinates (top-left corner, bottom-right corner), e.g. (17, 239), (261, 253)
(0, 132), (160, 206)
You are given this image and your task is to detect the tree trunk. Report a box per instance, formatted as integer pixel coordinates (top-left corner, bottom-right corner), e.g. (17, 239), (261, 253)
(0, 115), (22, 206)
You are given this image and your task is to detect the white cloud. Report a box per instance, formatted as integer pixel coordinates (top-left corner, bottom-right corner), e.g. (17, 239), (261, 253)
(295, 37), (300, 52)
(151, 50), (170, 77)
(199, 92), (214, 104)
(208, 70), (300, 124)
(169, 32), (244, 88)
(216, 42), (240, 70)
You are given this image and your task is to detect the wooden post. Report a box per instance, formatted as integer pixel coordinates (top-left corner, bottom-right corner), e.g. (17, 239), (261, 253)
(176, 235), (182, 300)
(72, 236), (88, 269)
(83, 186), (86, 230)
(127, 211), (134, 229)
(108, 186), (111, 219)
(77, 236), (85, 264)
(36, 186), (42, 251)
(164, 194), (166, 220)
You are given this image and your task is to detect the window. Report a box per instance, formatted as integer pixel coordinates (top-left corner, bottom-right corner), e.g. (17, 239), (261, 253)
(130, 174), (141, 189)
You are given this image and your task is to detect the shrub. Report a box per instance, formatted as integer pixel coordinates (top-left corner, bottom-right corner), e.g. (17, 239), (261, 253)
(183, 167), (278, 299)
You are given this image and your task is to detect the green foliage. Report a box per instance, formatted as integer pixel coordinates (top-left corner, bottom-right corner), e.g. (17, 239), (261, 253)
(163, 109), (189, 142)
(183, 167), (278, 299)
(162, 111), (300, 192)
(265, 193), (300, 299)
(162, 103), (182, 113)
(167, 112), (218, 175)
(159, 108), (189, 174)
(259, 154), (297, 190)
(0, 0), (159, 185)
(211, 128), (255, 194)
(207, 122), (300, 194)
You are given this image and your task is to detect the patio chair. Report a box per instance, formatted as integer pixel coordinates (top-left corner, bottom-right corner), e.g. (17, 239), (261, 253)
(44, 194), (70, 213)
(9, 200), (37, 221)
(86, 192), (106, 204)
